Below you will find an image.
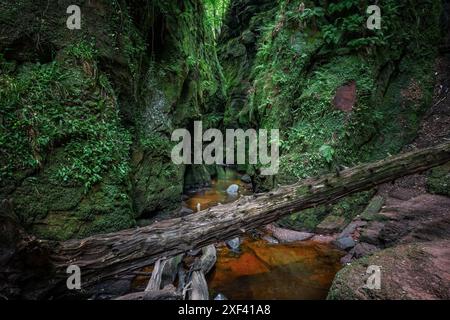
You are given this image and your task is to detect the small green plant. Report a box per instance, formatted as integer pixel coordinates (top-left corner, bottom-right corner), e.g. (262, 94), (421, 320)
(66, 40), (98, 61)
(319, 144), (335, 164)
(141, 133), (172, 154)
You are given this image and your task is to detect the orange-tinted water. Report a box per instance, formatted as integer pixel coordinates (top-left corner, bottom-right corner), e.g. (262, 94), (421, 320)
(185, 168), (344, 300)
(208, 239), (343, 300)
(185, 169), (251, 211)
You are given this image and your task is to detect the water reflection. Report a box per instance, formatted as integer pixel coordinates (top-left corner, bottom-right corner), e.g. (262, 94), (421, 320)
(185, 167), (343, 300)
(208, 239), (343, 300)
(185, 168), (251, 211)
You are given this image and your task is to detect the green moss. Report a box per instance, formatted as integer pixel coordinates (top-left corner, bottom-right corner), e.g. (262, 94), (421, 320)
(184, 165), (212, 190)
(12, 148), (135, 240)
(279, 190), (374, 232)
(427, 162), (450, 196)
(326, 264), (362, 300)
(32, 212), (82, 241)
(219, 0), (441, 230)
(65, 40), (98, 61)
(78, 210), (135, 238)
(360, 196), (385, 221)
(0, 59), (132, 191)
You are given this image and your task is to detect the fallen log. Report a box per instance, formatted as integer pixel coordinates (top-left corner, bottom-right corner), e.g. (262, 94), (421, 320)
(8, 143), (450, 297)
(145, 259), (167, 292)
(199, 245), (217, 275)
(187, 245), (217, 301)
(188, 271), (209, 301)
(161, 254), (184, 288)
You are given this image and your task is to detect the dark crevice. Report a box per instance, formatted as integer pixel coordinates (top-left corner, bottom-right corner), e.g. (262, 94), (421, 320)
(2, 35), (56, 64)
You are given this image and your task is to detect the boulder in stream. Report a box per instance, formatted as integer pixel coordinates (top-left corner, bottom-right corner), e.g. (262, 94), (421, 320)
(214, 293), (228, 300)
(265, 224), (314, 243)
(226, 237), (241, 252)
(226, 184), (239, 195)
(333, 236), (356, 251)
(262, 235), (279, 244)
(240, 174), (252, 184)
(179, 207), (194, 216)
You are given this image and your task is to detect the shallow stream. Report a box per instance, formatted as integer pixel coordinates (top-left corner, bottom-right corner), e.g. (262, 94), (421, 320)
(185, 168), (343, 300)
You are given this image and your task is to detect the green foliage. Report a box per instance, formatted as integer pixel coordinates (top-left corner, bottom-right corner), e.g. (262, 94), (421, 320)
(427, 163), (450, 196)
(0, 60), (131, 191)
(319, 145), (335, 164)
(203, 0), (230, 40)
(110, 1), (147, 79)
(141, 133), (172, 154)
(238, 0), (441, 180)
(220, 0), (442, 231)
(321, 0), (384, 50)
(279, 191), (374, 231)
(66, 40), (98, 61)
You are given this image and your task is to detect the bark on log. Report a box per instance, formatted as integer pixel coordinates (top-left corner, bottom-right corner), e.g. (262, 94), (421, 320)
(188, 271), (209, 301)
(199, 245), (217, 275)
(145, 259), (167, 292)
(185, 245), (217, 300)
(161, 254), (184, 288)
(37, 143), (450, 294)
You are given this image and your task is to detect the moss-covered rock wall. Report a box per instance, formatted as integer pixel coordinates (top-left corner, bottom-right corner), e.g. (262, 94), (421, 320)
(218, 0), (443, 231)
(0, 0), (224, 240)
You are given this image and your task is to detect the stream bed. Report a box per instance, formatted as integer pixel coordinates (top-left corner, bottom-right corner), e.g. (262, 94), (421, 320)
(208, 239), (343, 300)
(184, 168), (344, 300)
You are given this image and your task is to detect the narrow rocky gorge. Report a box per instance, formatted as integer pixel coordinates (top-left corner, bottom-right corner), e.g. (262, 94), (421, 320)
(1, 0), (449, 300)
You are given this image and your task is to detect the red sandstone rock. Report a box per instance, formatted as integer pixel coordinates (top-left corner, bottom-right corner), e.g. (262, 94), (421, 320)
(332, 81), (357, 112)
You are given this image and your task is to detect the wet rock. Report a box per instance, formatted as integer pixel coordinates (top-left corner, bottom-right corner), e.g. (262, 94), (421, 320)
(226, 184), (239, 195)
(350, 242), (379, 258)
(332, 80), (356, 112)
(348, 241), (373, 255)
(360, 196), (384, 221)
(316, 215), (347, 235)
(226, 237), (241, 252)
(214, 293), (228, 300)
(188, 249), (202, 256)
(311, 235), (336, 243)
(333, 237), (356, 251)
(359, 194), (450, 247)
(359, 221), (385, 246)
(389, 187), (421, 201)
(266, 224), (314, 243)
(240, 174), (252, 184)
(179, 207), (194, 216)
(262, 235), (279, 244)
(338, 220), (367, 239)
